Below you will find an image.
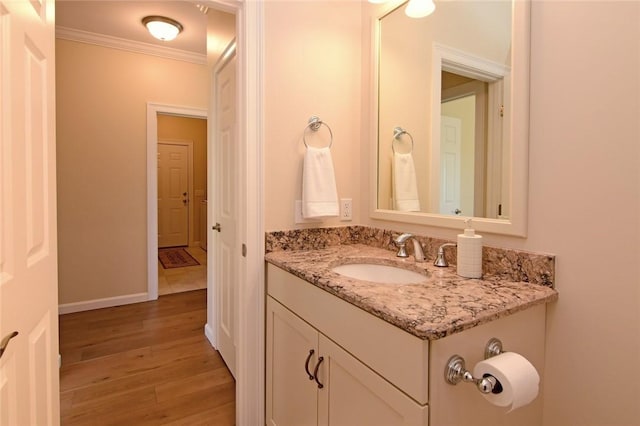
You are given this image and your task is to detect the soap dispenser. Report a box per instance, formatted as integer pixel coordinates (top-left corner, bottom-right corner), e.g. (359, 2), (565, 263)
(457, 218), (483, 278)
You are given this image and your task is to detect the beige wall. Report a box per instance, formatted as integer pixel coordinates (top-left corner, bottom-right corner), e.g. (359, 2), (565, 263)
(56, 39), (208, 304)
(264, 0), (362, 231)
(528, 2), (639, 424)
(157, 115), (208, 246)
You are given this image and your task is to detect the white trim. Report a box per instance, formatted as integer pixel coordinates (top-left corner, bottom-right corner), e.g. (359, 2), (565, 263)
(55, 26), (206, 65)
(58, 292), (149, 315)
(436, 42), (510, 82)
(215, 38), (237, 69)
(485, 80), (505, 219)
(146, 103), (207, 302)
(236, 1), (264, 425)
(204, 323), (217, 349)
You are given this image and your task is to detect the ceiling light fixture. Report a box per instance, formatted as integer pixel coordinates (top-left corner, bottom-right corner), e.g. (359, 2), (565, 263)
(142, 16), (183, 41)
(405, 0), (436, 18)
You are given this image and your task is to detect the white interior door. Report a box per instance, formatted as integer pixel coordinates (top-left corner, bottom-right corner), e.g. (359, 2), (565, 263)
(214, 46), (238, 377)
(158, 143), (189, 247)
(440, 115), (462, 215)
(0, 0), (60, 424)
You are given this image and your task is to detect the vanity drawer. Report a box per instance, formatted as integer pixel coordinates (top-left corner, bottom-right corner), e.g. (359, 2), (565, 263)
(267, 263), (429, 405)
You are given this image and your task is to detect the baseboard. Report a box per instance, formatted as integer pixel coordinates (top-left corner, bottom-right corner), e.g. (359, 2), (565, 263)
(58, 292), (149, 315)
(204, 322), (217, 349)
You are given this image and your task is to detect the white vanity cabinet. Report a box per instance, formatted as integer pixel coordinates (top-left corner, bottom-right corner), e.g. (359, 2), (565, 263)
(267, 297), (428, 426)
(266, 263), (546, 426)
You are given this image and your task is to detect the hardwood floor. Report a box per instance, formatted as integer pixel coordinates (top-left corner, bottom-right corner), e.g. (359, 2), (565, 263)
(59, 289), (235, 425)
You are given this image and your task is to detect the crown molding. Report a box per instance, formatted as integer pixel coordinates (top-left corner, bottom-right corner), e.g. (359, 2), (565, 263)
(56, 26), (206, 65)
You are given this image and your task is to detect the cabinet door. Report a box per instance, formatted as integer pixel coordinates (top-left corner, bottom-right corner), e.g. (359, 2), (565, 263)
(266, 297), (319, 426)
(317, 335), (428, 426)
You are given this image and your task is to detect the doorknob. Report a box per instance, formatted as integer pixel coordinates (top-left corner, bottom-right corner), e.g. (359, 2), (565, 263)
(0, 331), (18, 359)
(212, 223), (221, 232)
(182, 192), (189, 205)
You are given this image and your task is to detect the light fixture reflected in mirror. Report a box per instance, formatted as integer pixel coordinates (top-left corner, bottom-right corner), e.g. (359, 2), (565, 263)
(142, 16), (183, 41)
(405, 0), (436, 18)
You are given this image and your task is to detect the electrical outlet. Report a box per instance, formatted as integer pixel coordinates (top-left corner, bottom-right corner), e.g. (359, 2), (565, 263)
(295, 200), (321, 224)
(340, 198), (353, 221)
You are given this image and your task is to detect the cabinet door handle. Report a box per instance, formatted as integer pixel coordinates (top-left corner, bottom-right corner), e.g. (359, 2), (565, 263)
(304, 349), (315, 380)
(313, 356), (324, 389)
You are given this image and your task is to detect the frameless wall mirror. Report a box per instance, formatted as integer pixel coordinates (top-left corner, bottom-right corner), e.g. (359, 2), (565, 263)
(371, 0), (530, 236)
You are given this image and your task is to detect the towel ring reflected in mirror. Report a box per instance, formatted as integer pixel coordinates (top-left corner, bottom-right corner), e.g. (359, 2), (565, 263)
(303, 115), (333, 149)
(392, 127), (413, 154)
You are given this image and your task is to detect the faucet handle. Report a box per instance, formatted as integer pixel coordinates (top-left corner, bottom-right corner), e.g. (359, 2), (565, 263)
(434, 243), (457, 267)
(395, 242), (409, 258)
(394, 233), (412, 258)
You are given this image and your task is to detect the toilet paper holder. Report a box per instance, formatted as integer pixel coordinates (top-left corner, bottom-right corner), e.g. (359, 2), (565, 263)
(444, 338), (504, 394)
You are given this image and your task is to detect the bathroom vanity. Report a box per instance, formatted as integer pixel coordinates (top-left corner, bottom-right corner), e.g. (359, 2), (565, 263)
(265, 236), (557, 426)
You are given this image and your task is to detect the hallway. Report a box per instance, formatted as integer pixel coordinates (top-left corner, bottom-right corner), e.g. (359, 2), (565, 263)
(158, 246), (208, 296)
(59, 290), (234, 425)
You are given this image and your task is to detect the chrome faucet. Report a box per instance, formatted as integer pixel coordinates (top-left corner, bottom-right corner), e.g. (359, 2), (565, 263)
(434, 243), (457, 267)
(393, 233), (427, 263)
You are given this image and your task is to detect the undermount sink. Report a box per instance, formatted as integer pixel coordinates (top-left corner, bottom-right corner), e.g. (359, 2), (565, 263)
(331, 263), (428, 284)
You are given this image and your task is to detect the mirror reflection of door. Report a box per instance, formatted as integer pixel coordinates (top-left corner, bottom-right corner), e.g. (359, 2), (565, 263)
(441, 71), (488, 217)
(158, 143), (189, 247)
(440, 115), (462, 215)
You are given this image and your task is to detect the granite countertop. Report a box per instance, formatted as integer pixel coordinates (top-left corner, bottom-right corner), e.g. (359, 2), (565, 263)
(265, 244), (558, 340)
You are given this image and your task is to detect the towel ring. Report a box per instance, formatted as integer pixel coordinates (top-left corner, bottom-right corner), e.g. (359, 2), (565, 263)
(392, 127), (413, 154)
(303, 116), (333, 149)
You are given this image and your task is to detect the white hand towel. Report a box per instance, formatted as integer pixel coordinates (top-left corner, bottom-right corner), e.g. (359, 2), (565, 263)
(302, 146), (339, 218)
(392, 152), (421, 212)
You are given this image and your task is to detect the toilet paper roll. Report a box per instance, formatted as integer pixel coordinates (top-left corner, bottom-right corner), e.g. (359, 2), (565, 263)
(472, 352), (540, 412)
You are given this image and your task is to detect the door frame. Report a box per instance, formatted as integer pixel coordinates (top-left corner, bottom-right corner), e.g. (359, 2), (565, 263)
(157, 139), (195, 248)
(146, 1), (265, 424)
(430, 43), (507, 217)
(442, 80), (487, 217)
(146, 104), (207, 301)
(224, 1), (264, 424)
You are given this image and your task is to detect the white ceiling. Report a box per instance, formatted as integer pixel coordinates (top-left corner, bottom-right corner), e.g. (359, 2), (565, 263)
(55, 1), (212, 56)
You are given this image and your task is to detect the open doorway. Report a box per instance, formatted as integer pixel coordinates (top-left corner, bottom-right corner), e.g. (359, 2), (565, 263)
(156, 114), (208, 296)
(146, 104), (207, 301)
